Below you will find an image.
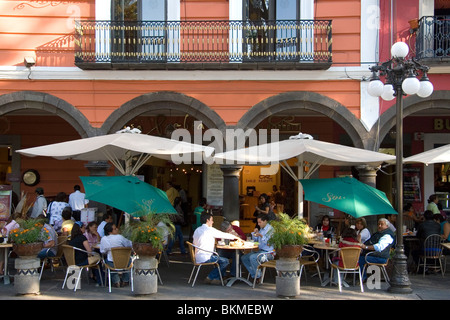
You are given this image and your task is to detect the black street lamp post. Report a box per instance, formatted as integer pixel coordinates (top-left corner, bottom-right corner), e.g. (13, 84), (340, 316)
(367, 42), (433, 293)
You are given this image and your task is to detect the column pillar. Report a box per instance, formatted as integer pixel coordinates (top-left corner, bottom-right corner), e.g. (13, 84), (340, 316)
(220, 165), (242, 222)
(356, 165), (379, 233)
(84, 161), (111, 221)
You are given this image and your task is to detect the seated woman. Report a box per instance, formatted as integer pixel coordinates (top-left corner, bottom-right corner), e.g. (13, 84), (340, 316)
(315, 215), (336, 239)
(68, 221), (103, 286)
(355, 217), (371, 244)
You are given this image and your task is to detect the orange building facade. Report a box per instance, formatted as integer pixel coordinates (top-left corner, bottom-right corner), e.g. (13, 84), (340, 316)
(0, 0), (449, 228)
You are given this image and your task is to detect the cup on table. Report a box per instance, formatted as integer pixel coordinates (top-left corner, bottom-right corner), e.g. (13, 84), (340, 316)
(225, 239), (230, 245)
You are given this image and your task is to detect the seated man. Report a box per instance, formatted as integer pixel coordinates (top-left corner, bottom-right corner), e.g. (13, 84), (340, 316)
(99, 222), (133, 287)
(358, 218), (395, 278)
(37, 216), (58, 260)
(193, 212), (240, 285)
(411, 210), (441, 268)
(216, 220), (247, 278)
(241, 214), (274, 283)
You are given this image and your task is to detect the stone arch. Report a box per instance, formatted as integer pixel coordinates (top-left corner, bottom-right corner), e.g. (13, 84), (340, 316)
(0, 91), (96, 138)
(236, 91), (368, 148)
(101, 91), (227, 134)
(371, 90), (450, 149)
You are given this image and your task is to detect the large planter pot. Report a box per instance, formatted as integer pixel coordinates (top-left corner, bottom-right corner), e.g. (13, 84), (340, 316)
(275, 245), (303, 259)
(132, 243), (160, 295)
(275, 245), (302, 297)
(13, 243), (43, 295)
(13, 242), (43, 259)
(132, 242), (160, 258)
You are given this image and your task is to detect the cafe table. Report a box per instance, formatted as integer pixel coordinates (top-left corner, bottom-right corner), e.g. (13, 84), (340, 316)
(216, 241), (259, 287)
(0, 243), (13, 284)
(313, 242), (340, 287)
(442, 242), (450, 251)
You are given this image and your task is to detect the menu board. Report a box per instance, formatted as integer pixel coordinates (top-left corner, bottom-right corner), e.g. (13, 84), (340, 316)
(0, 186), (12, 227)
(205, 164), (223, 206)
(404, 167), (421, 202)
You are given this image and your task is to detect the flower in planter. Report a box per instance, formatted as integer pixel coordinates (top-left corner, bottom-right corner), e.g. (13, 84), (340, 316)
(268, 213), (310, 250)
(9, 218), (50, 244)
(121, 208), (174, 251)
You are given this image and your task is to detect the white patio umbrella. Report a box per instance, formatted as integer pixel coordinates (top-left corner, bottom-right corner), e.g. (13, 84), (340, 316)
(403, 143), (450, 165)
(17, 128), (214, 175)
(213, 133), (396, 217)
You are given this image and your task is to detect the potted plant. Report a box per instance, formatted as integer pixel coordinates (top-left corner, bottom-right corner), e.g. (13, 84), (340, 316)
(9, 218), (51, 258)
(269, 213), (310, 258)
(121, 210), (174, 295)
(268, 213), (310, 297)
(121, 203), (174, 255)
(123, 215), (174, 257)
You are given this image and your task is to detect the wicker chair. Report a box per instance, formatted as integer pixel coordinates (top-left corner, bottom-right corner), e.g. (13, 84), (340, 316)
(248, 250), (277, 288)
(103, 247), (134, 292)
(61, 244), (103, 292)
(362, 251), (390, 283)
(39, 235), (68, 280)
(328, 247), (364, 293)
(186, 241), (224, 287)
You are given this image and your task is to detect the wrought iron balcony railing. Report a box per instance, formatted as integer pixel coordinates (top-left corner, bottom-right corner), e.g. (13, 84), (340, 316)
(74, 19), (332, 70)
(416, 16), (450, 63)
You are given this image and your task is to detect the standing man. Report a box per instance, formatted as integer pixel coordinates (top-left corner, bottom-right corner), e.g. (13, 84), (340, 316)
(69, 185), (89, 221)
(193, 212), (240, 284)
(30, 187), (47, 218)
(165, 181), (179, 206)
(241, 214), (274, 283)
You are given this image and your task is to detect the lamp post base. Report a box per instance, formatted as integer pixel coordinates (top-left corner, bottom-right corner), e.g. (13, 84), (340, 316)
(387, 246), (413, 294)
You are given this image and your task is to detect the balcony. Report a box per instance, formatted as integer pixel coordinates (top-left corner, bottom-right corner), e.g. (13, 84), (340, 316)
(74, 19), (332, 70)
(415, 16), (450, 67)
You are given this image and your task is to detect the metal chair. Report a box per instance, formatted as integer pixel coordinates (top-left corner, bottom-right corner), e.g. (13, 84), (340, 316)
(362, 251), (390, 283)
(299, 245), (322, 284)
(39, 235), (68, 280)
(416, 234), (445, 277)
(249, 250), (276, 288)
(103, 247), (134, 293)
(61, 244), (103, 292)
(328, 247), (364, 293)
(186, 241), (224, 287)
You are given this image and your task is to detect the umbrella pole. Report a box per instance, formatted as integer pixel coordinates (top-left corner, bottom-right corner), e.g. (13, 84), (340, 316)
(297, 156), (304, 219)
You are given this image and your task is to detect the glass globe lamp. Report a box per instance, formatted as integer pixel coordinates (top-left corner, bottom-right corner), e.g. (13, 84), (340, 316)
(417, 75), (434, 98)
(391, 42), (409, 58)
(402, 76), (421, 95)
(381, 84), (395, 101)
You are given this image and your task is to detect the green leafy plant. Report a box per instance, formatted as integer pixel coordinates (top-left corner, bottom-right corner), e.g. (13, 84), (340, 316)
(9, 218), (50, 244)
(122, 210), (174, 251)
(268, 213), (310, 250)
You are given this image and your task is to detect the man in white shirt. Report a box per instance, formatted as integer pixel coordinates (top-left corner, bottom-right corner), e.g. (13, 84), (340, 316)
(69, 185), (88, 211)
(100, 222), (132, 287)
(69, 185), (88, 221)
(193, 212), (239, 284)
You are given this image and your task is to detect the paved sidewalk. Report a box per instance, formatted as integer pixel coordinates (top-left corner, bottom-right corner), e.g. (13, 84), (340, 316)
(0, 253), (449, 301)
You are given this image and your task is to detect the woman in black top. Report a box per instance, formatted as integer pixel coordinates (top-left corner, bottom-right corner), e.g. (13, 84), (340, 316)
(68, 221), (103, 285)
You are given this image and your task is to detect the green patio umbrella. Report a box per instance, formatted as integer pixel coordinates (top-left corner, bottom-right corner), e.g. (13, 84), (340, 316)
(299, 176), (397, 218)
(80, 175), (177, 217)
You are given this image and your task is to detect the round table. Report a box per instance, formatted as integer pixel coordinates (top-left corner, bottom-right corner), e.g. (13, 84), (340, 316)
(216, 243), (259, 287)
(313, 242), (339, 287)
